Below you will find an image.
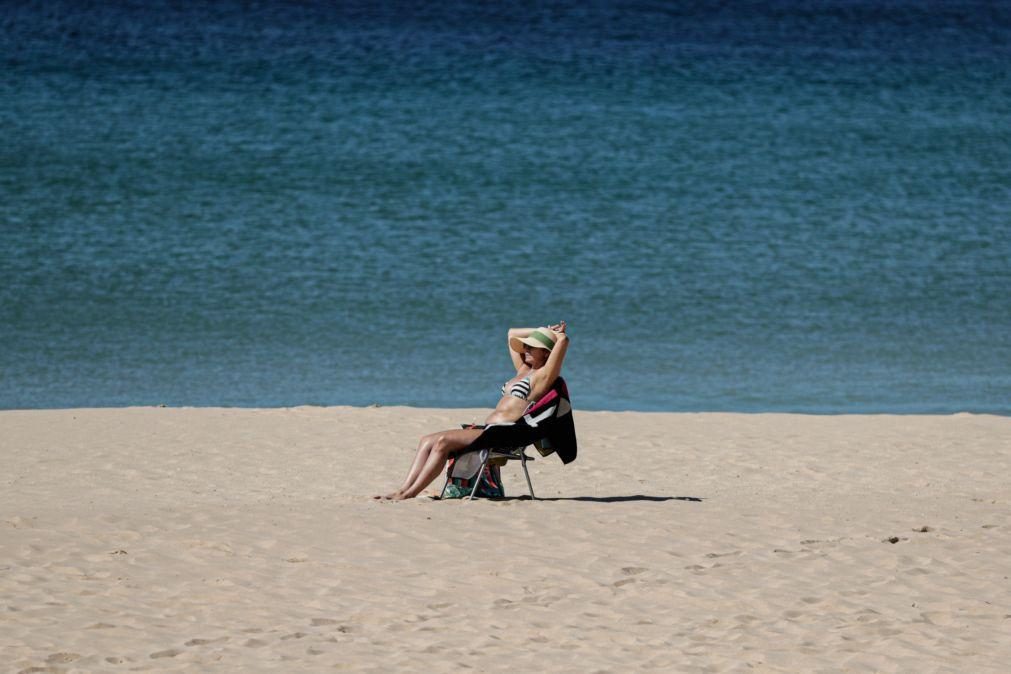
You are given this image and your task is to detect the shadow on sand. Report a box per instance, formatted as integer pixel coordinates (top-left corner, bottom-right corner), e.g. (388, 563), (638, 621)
(491, 494), (704, 503)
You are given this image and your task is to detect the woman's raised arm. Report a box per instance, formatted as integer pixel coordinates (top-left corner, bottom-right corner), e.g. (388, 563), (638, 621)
(538, 329), (569, 388)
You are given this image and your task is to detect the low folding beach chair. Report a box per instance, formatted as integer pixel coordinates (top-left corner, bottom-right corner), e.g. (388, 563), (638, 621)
(442, 443), (538, 500)
(440, 377), (576, 501)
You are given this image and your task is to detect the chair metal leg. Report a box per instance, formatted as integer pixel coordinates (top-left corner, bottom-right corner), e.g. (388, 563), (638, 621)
(467, 455), (489, 501)
(520, 453), (536, 500)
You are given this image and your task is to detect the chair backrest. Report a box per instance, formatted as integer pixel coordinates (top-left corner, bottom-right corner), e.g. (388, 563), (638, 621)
(525, 377), (566, 414)
(523, 377), (571, 425)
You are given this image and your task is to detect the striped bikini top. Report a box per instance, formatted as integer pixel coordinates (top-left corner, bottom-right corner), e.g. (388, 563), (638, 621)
(501, 375), (532, 401)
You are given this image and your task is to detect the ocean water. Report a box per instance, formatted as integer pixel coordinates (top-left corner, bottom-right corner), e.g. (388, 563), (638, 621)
(2, 0), (1009, 413)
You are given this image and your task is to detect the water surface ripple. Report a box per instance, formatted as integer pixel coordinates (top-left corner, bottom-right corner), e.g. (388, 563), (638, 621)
(2, 1), (1009, 412)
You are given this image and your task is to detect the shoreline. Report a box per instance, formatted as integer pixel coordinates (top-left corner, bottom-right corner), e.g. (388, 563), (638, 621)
(1, 404), (1007, 417)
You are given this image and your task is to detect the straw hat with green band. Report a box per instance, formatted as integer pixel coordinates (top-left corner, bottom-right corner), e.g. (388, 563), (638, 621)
(509, 327), (558, 353)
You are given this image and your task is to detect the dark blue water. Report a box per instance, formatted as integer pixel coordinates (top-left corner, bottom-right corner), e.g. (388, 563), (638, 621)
(2, 1), (1009, 413)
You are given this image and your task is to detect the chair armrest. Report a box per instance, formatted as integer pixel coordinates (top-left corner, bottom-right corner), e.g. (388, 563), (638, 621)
(489, 447), (533, 461)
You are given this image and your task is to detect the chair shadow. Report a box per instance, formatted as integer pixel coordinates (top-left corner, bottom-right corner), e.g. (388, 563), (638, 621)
(492, 495), (704, 503)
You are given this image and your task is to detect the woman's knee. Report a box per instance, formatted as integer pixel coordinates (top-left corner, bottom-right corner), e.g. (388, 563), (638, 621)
(432, 434), (455, 455)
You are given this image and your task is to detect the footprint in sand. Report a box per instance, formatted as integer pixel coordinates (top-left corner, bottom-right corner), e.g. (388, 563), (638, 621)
(150, 648), (181, 659)
(46, 653), (81, 664)
(621, 566), (647, 575)
(185, 637), (228, 646)
(919, 611), (954, 626)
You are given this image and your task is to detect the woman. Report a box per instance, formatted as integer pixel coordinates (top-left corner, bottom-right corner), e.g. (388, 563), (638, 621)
(375, 322), (569, 500)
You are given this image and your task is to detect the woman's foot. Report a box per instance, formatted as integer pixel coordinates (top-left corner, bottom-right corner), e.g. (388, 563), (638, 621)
(372, 490), (404, 500)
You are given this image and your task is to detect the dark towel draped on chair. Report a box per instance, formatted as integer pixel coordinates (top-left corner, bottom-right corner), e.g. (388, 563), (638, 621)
(458, 377), (577, 464)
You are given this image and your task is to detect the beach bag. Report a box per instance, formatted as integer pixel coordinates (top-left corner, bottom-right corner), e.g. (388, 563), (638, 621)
(443, 453), (504, 499)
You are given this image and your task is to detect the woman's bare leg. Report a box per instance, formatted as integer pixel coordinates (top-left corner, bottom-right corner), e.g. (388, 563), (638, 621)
(372, 431), (457, 500)
(374, 433), (438, 498)
(398, 433), (439, 492)
(396, 428), (484, 500)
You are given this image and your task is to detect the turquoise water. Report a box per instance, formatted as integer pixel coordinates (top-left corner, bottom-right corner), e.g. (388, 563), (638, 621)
(2, 1), (1009, 412)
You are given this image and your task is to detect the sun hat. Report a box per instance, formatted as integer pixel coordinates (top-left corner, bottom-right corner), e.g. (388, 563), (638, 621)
(509, 327), (557, 353)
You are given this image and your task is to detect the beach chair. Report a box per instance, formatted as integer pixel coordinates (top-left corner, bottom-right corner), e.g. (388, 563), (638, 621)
(440, 377), (577, 501)
(442, 443), (537, 500)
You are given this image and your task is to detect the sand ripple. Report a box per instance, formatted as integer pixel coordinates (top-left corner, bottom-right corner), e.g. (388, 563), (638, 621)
(2, 407), (1009, 672)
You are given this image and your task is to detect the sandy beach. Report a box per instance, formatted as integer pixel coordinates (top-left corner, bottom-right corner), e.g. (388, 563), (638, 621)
(2, 406), (1009, 672)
